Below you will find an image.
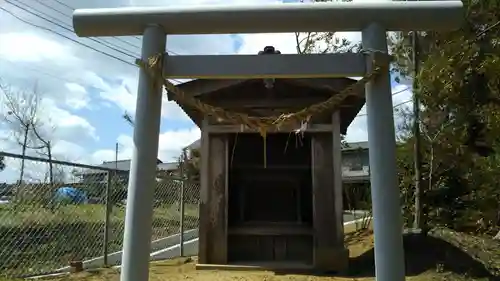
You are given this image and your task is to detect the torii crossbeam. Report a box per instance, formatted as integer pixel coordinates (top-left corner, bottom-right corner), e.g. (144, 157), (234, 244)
(72, 2), (463, 281)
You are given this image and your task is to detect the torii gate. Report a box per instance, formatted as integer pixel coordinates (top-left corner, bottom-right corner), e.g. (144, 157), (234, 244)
(72, 1), (463, 281)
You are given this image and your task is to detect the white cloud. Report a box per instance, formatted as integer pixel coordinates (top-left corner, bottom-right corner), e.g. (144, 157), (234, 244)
(64, 82), (90, 109)
(39, 98), (99, 142)
(237, 33), (298, 54)
(157, 127), (201, 162)
(0, 32), (76, 63)
(97, 76), (190, 121)
(51, 140), (88, 161)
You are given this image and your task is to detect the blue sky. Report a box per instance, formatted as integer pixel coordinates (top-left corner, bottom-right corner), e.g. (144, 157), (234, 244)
(0, 0), (412, 183)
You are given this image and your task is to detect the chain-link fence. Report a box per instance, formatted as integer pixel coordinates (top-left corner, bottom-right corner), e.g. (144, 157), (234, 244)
(0, 151), (199, 278)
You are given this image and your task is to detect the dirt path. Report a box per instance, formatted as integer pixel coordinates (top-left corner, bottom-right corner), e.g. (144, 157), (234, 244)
(61, 259), (373, 281)
(43, 229), (497, 281)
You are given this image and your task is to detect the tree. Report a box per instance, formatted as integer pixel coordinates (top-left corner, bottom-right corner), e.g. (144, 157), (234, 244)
(31, 119), (58, 184)
(0, 80), (45, 183)
(391, 0), (500, 235)
(295, 0), (358, 55)
(178, 147), (200, 181)
(0, 80), (59, 185)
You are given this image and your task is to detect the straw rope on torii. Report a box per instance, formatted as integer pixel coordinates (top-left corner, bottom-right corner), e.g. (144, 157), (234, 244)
(135, 49), (391, 138)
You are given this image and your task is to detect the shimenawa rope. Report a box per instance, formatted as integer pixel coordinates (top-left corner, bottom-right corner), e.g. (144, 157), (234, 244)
(135, 50), (390, 167)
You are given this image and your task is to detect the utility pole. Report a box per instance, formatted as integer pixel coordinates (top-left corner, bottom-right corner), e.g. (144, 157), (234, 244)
(114, 142), (119, 186)
(115, 142), (119, 169)
(412, 29), (423, 231)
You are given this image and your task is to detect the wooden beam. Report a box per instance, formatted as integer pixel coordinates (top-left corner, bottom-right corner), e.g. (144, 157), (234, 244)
(197, 119), (210, 264)
(206, 124), (333, 133)
(311, 133), (335, 270)
(163, 53), (366, 79)
(176, 77), (359, 97)
(206, 133), (228, 264)
(174, 79), (246, 98)
(228, 225), (313, 236)
(207, 97), (329, 109)
(311, 119), (348, 271)
(285, 78), (360, 92)
(332, 111), (346, 247)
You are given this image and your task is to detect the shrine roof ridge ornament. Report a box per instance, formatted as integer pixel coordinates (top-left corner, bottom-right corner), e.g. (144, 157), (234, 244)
(72, 1), (463, 37)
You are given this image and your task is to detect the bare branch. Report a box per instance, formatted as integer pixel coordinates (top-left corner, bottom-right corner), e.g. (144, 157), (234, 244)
(0, 79), (55, 183)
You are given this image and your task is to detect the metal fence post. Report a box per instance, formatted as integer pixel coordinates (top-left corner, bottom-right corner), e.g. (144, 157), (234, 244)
(179, 179), (185, 257)
(103, 171), (113, 266)
(179, 151), (186, 257)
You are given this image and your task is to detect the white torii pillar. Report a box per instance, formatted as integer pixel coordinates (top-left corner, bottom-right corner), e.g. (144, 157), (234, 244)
(72, 2), (463, 281)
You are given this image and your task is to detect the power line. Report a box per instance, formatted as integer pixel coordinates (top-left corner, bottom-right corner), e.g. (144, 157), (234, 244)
(47, 0), (72, 10)
(4, 1), (139, 60)
(1, 7), (136, 67)
(43, 0), (184, 55)
(355, 100), (412, 118)
(389, 86), (411, 97)
(32, 0), (142, 53)
(0, 7), (182, 85)
(0, 58), (89, 86)
(45, 0), (147, 45)
(354, 86), (412, 118)
(392, 99), (413, 108)
(16, 1), (140, 57)
(3, 0), (185, 82)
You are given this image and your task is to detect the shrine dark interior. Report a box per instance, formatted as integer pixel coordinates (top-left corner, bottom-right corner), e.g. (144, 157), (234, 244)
(226, 133), (314, 264)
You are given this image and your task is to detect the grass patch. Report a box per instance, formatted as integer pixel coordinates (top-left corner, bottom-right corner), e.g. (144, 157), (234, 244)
(0, 204), (108, 227)
(0, 203), (199, 227)
(0, 203), (199, 278)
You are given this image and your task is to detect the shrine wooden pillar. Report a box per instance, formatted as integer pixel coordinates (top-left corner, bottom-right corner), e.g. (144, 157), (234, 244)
(198, 119), (228, 264)
(311, 111), (348, 272)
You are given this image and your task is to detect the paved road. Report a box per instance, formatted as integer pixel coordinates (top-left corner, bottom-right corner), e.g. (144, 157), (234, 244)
(343, 211), (368, 223)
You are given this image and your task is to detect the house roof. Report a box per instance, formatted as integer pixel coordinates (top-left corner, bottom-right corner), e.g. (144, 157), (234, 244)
(98, 159), (149, 170)
(172, 77), (365, 135)
(342, 141), (369, 151)
(80, 159), (178, 175)
(157, 162), (179, 171)
(185, 139), (201, 151)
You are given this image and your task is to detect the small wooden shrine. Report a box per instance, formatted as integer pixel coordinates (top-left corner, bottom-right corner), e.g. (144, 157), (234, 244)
(174, 67), (365, 272)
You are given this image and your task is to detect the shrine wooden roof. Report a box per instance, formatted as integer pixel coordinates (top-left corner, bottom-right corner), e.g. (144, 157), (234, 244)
(172, 77), (365, 134)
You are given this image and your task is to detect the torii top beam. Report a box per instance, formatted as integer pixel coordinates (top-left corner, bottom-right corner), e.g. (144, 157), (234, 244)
(73, 1), (463, 37)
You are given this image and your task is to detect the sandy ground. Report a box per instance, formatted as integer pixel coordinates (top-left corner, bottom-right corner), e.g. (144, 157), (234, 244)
(30, 227), (498, 281)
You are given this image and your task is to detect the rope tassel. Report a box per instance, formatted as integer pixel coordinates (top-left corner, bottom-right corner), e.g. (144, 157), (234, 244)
(259, 128), (267, 168)
(263, 134), (267, 168)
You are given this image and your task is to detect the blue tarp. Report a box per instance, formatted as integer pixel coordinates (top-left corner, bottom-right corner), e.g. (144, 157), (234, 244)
(54, 186), (88, 204)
